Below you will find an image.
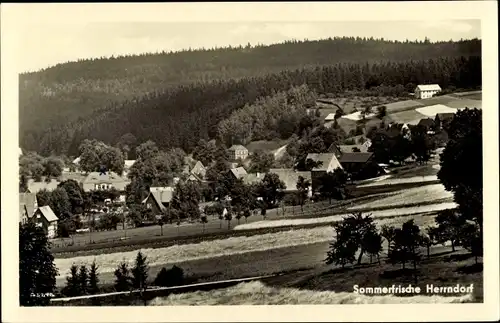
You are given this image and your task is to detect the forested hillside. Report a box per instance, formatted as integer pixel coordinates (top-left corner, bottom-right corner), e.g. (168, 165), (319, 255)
(19, 37), (481, 156)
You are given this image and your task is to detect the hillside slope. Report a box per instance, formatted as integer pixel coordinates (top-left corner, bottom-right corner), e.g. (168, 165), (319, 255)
(19, 37), (481, 155)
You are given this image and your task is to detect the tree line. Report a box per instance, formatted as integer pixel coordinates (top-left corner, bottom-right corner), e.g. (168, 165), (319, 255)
(21, 54), (481, 156)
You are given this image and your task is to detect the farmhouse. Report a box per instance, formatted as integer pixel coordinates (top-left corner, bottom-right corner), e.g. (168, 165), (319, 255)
(32, 206), (58, 239)
(230, 167), (248, 180)
(414, 84), (442, 99)
(339, 152), (382, 180)
(142, 187), (174, 216)
(228, 144), (249, 161)
(82, 171), (129, 192)
(268, 168), (312, 197)
(19, 192), (38, 224)
(306, 153), (343, 190)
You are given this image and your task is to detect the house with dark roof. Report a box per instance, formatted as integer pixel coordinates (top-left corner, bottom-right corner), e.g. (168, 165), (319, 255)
(339, 152), (382, 180)
(268, 169), (312, 197)
(142, 187), (174, 217)
(19, 192), (38, 224)
(33, 206), (58, 238)
(228, 145), (249, 161)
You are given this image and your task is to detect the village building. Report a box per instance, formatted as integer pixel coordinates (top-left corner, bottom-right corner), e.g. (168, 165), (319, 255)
(82, 171), (129, 193)
(122, 159), (136, 177)
(338, 144), (370, 154)
(242, 172), (265, 186)
(228, 144), (249, 161)
(414, 84), (442, 99)
(268, 169), (313, 197)
(32, 206), (59, 239)
(27, 178), (60, 194)
(339, 152), (382, 180)
(19, 192), (38, 225)
(305, 153), (343, 191)
(229, 166), (248, 180)
(142, 187), (174, 218)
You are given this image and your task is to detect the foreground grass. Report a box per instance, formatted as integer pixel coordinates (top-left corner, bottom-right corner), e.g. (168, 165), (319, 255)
(148, 247), (481, 305)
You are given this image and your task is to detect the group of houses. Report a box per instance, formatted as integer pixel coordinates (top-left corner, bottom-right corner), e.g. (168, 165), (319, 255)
(19, 192), (58, 238)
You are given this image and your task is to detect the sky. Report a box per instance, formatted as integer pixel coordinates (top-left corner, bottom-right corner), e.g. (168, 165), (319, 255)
(2, 4), (482, 73)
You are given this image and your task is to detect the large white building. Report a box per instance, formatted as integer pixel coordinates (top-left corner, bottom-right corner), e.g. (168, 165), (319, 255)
(414, 84), (442, 99)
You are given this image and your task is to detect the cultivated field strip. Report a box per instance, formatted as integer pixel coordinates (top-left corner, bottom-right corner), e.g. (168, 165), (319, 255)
(54, 214), (436, 277)
(148, 281), (472, 305)
(356, 175), (439, 188)
(348, 184), (453, 210)
(233, 202), (456, 231)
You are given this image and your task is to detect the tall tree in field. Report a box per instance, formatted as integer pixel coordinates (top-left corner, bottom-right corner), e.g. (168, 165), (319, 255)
(256, 173), (286, 209)
(58, 180), (85, 214)
(380, 224), (397, 255)
(388, 220), (422, 282)
(325, 222), (358, 269)
(318, 168), (348, 204)
(362, 228), (383, 264)
(432, 209), (466, 252)
(19, 223), (58, 306)
(78, 139), (125, 174)
(438, 108), (482, 235)
(248, 149), (275, 173)
(295, 176), (311, 212)
(42, 156), (64, 179)
(410, 124), (435, 164)
(49, 187), (72, 220)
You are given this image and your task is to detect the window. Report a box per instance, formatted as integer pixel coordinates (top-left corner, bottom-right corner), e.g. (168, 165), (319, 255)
(147, 203), (152, 209)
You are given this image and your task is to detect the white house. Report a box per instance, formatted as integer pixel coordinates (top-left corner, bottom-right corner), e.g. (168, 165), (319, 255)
(33, 206), (59, 239)
(415, 84), (442, 99)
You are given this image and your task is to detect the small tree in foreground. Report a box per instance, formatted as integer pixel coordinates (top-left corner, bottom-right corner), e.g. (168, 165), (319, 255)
(154, 265), (185, 287)
(380, 224), (397, 255)
(19, 223), (58, 306)
(78, 265), (89, 295)
(114, 262), (132, 292)
(88, 260), (100, 295)
(200, 214), (208, 233)
(63, 264), (81, 297)
(362, 228), (383, 264)
(131, 251), (149, 291)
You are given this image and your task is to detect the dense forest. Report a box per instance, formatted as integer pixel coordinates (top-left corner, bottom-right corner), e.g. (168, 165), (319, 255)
(19, 37), (482, 156)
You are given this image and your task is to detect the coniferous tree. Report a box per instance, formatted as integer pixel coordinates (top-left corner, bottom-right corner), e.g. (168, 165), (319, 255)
(131, 251), (149, 291)
(88, 260), (100, 295)
(114, 262), (132, 292)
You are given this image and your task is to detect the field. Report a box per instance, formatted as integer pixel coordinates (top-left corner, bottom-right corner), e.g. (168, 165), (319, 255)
(415, 104), (458, 117)
(383, 99), (424, 113)
(349, 184), (453, 210)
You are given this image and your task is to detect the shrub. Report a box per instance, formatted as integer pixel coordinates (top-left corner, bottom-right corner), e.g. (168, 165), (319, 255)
(154, 265), (185, 287)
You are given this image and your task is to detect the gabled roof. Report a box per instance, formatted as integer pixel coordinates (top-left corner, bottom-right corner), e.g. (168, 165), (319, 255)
(145, 187), (174, 210)
(435, 112), (455, 121)
(72, 157), (81, 165)
(416, 84), (441, 91)
(124, 160), (136, 168)
(339, 152), (374, 163)
(27, 179), (59, 194)
(19, 193), (37, 222)
(325, 113), (337, 121)
(418, 118), (436, 127)
(84, 171), (126, 184)
(228, 145), (248, 151)
(37, 205), (58, 222)
(242, 173), (264, 185)
(305, 153), (343, 172)
(268, 169), (312, 191)
(230, 167), (248, 179)
(338, 145), (369, 153)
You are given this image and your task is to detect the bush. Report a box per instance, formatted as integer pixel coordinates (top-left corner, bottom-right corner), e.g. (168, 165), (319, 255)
(154, 265), (185, 287)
